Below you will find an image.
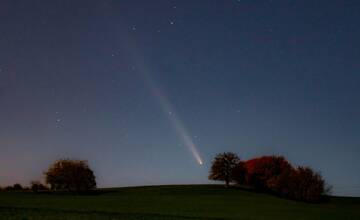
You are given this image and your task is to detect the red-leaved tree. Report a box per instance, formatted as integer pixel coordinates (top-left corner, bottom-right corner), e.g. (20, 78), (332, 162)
(245, 156), (293, 191)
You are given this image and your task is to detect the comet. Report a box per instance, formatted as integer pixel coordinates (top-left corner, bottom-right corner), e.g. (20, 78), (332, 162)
(121, 31), (204, 166)
(142, 75), (204, 166)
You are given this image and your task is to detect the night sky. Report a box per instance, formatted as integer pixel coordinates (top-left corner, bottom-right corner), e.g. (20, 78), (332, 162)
(1, 1), (360, 196)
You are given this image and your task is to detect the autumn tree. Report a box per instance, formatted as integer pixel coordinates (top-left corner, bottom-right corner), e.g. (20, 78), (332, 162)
(209, 152), (240, 187)
(45, 159), (96, 192)
(232, 161), (247, 185)
(287, 166), (326, 202)
(244, 155), (326, 202)
(245, 155), (293, 191)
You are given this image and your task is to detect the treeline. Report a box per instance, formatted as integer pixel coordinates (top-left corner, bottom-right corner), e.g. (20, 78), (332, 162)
(0, 159), (96, 193)
(209, 152), (329, 203)
(1, 154), (329, 202)
(0, 182), (48, 192)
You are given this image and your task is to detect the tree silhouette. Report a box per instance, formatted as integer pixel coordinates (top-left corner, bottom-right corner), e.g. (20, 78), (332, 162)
(45, 159), (96, 192)
(30, 181), (48, 192)
(245, 156), (292, 190)
(287, 166), (326, 202)
(12, 183), (23, 191)
(209, 152), (240, 187)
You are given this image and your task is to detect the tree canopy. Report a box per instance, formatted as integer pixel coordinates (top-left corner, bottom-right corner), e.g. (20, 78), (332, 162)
(208, 152), (240, 187)
(45, 159), (96, 192)
(209, 153), (327, 202)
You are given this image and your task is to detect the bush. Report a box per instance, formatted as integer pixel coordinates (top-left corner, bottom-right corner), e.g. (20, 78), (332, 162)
(4, 186), (13, 191)
(3, 184), (24, 191)
(45, 159), (96, 192)
(12, 183), (23, 191)
(30, 181), (49, 192)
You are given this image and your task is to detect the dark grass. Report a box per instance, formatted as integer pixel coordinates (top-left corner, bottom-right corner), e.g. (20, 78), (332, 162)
(0, 185), (359, 220)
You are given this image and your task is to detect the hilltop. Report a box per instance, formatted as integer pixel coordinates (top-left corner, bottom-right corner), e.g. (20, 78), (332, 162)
(0, 185), (359, 219)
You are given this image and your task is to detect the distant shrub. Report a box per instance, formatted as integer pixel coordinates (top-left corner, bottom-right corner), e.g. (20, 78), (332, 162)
(3, 183), (25, 191)
(12, 183), (23, 191)
(4, 186), (13, 191)
(45, 159), (96, 192)
(30, 181), (49, 192)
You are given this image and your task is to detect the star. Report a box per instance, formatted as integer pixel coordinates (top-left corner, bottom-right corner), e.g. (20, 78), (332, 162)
(55, 117), (63, 128)
(170, 21), (174, 25)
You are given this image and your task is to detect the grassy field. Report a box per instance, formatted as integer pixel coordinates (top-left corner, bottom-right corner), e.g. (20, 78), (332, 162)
(0, 185), (359, 220)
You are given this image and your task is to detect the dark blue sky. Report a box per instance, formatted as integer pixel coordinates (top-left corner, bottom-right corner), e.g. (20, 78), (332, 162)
(0, 0), (359, 196)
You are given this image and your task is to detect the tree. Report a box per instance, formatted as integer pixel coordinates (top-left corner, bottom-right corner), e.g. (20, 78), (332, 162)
(232, 161), (247, 185)
(209, 152), (240, 187)
(245, 155), (292, 191)
(287, 166), (325, 202)
(30, 181), (48, 192)
(45, 159), (96, 192)
(4, 186), (13, 191)
(12, 183), (23, 191)
(244, 156), (327, 202)
(266, 165), (294, 196)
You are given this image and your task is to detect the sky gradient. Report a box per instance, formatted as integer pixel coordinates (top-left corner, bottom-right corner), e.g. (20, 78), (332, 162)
(0, 0), (359, 196)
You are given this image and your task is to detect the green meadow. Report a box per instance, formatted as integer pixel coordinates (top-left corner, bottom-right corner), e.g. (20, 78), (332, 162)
(0, 185), (359, 220)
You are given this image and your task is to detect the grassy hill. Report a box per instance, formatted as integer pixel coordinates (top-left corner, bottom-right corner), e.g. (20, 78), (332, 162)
(0, 185), (359, 220)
